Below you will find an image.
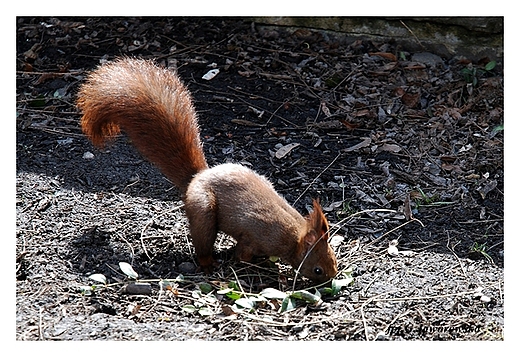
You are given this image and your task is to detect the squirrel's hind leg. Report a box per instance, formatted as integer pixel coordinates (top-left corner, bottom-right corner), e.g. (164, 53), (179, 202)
(234, 241), (256, 263)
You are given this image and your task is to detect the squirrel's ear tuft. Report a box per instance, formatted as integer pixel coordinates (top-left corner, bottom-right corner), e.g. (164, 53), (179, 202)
(307, 199), (330, 241)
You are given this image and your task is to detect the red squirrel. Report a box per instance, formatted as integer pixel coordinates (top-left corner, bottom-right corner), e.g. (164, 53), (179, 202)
(76, 57), (338, 283)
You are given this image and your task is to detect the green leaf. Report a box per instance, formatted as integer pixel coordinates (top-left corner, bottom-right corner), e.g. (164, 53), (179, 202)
(192, 290), (203, 299)
(217, 288), (233, 295)
(198, 282), (213, 294)
(217, 287), (234, 295)
(259, 288), (287, 300)
(53, 89), (63, 98)
(198, 307), (215, 316)
(119, 262), (138, 279)
(29, 95), (47, 108)
(235, 297), (255, 310)
(250, 295), (268, 303)
(320, 287), (333, 295)
(330, 270), (355, 296)
(333, 276), (354, 289)
(216, 287), (242, 300)
(202, 293), (218, 305)
(226, 291), (243, 300)
(290, 290), (321, 304)
(159, 279), (171, 290)
(492, 125), (504, 133)
(88, 273), (107, 285)
(193, 300), (205, 308)
(228, 281), (240, 290)
(79, 285), (94, 296)
(485, 60), (496, 71)
(182, 304), (198, 313)
(280, 296), (297, 312)
(461, 67), (477, 84)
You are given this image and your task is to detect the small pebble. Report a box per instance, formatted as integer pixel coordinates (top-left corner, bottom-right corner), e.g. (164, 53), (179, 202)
(178, 261), (197, 274)
(83, 151), (94, 160)
(480, 295), (491, 303)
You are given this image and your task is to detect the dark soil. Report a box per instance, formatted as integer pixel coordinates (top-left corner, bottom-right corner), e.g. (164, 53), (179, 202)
(16, 17), (504, 341)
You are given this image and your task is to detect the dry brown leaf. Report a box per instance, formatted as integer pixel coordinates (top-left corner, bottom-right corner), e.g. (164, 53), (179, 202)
(401, 92), (421, 108)
(230, 119), (264, 127)
(126, 302), (142, 316)
(238, 70), (255, 77)
(312, 120), (345, 130)
(23, 43), (41, 60)
(369, 52), (397, 61)
(344, 137), (371, 152)
(378, 143), (402, 153)
(275, 143), (300, 159)
(34, 73), (61, 85)
(352, 109), (373, 117)
(320, 101), (331, 117)
(221, 304), (237, 316)
(339, 119), (361, 130)
(381, 62), (398, 71)
(403, 62), (427, 70)
(477, 180), (498, 199)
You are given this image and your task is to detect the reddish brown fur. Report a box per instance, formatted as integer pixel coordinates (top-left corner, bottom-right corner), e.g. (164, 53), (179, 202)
(77, 58), (338, 283)
(77, 58), (208, 193)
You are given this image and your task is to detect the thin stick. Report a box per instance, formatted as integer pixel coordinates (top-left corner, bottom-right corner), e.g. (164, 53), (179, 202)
(116, 231), (135, 265)
(38, 307), (44, 340)
(361, 306), (370, 341)
(445, 230), (468, 279)
(140, 203), (185, 260)
(293, 152), (341, 205)
(400, 20), (426, 50)
(377, 218), (425, 241)
(135, 284), (164, 321)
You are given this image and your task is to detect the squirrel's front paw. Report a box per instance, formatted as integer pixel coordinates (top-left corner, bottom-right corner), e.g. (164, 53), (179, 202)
(197, 256), (220, 274)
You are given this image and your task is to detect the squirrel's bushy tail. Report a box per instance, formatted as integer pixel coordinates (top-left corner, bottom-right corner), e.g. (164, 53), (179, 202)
(77, 58), (208, 194)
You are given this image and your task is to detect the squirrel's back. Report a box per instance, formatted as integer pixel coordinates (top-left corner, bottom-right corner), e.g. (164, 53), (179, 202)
(77, 58), (208, 193)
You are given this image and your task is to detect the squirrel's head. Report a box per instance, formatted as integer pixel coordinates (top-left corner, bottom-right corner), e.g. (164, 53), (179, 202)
(297, 199), (338, 283)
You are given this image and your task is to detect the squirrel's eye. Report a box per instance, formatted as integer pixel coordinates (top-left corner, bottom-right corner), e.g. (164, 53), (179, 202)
(314, 267), (323, 275)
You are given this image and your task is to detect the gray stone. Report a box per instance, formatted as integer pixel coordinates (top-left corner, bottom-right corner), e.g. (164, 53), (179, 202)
(254, 17), (503, 61)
